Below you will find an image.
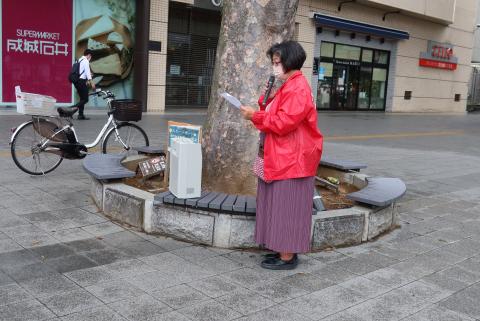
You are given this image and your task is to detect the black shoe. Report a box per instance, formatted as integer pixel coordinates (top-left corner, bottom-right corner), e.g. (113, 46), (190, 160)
(261, 255), (298, 270)
(77, 115), (90, 120)
(262, 252), (280, 259)
(262, 253), (298, 260)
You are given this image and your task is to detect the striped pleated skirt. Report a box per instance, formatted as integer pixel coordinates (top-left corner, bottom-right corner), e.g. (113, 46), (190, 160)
(255, 176), (314, 253)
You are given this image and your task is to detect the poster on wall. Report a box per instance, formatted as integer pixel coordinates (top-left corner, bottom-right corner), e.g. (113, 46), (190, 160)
(0, 0), (135, 106)
(2, 0), (73, 103)
(74, 0), (135, 106)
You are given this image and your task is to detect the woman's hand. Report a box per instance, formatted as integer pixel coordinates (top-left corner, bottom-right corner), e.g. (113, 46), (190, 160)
(263, 80), (277, 99)
(240, 105), (255, 120)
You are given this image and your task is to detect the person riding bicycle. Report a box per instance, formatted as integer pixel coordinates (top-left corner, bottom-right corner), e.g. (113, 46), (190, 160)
(72, 49), (95, 120)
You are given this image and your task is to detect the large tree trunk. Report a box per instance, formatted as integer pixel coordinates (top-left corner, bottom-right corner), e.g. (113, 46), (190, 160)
(202, 0), (299, 195)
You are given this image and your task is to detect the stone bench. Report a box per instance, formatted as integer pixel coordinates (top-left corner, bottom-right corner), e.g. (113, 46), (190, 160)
(346, 177), (406, 207)
(83, 154), (136, 180)
(320, 156), (367, 172)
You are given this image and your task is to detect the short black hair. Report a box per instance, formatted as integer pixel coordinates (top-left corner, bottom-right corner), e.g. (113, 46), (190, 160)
(84, 49), (94, 56)
(267, 41), (306, 72)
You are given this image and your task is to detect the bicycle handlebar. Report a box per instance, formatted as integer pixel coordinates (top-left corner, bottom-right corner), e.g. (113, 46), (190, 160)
(89, 89), (115, 100)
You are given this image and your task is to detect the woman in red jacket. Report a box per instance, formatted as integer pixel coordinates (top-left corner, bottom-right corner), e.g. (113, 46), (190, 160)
(241, 41), (323, 270)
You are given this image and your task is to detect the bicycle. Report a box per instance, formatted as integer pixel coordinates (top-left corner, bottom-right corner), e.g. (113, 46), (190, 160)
(10, 89), (149, 175)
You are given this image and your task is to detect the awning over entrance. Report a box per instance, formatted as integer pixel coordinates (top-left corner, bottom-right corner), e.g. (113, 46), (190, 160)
(312, 13), (409, 40)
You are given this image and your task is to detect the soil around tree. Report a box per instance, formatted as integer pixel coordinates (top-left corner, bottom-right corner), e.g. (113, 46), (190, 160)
(124, 172), (359, 211)
(316, 182), (359, 210)
(124, 174), (167, 194)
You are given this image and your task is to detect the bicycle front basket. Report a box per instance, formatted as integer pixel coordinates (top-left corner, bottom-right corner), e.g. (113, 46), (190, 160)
(111, 99), (142, 122)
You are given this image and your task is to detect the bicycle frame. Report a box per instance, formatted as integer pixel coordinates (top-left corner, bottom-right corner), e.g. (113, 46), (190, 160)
(84, 114), (115, 149)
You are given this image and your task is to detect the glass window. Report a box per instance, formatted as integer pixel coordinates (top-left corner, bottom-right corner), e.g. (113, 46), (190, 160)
(370, 68), (387, 109)
(166, 3), (220, 107)
(316, 62), (333, 109)
(357, 66), (372, 109)
(374, 50), (389, 64)
(319, 62), (333, 78)
(373, 68), (387, 82)
(362, 49), (373, 62)
(335, 44), (361, 60)
(316, 79), (331, 109)
(320, 42), (334, 58)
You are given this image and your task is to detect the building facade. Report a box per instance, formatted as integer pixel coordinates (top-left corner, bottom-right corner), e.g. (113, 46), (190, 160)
(1, 0), (476, 113)
(147, 0), (477, 113)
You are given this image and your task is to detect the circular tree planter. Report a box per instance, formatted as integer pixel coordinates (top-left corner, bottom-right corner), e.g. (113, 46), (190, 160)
(89, 165), (401, 250)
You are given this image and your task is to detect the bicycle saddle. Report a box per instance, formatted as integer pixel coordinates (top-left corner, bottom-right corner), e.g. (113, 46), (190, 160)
(57, 107), (79, 118)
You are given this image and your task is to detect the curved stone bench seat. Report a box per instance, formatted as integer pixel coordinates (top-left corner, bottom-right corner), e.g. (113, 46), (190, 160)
(346, 177), (406, 207)
(83, 153), (136, 180)
(155, 191), (257, 215)
(320, 156), (367, 172)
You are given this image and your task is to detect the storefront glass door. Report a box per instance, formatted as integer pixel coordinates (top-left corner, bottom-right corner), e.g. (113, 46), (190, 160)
(331, 63), (360, 110)
(315, 42), (389, 111)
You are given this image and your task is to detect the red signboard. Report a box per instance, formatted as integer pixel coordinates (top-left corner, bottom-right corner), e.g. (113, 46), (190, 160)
(419, 58), (457, 71)
(2, 0), (73, 103)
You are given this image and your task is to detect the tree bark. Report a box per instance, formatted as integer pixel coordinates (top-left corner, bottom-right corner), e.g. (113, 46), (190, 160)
(202, 0), (299, 195)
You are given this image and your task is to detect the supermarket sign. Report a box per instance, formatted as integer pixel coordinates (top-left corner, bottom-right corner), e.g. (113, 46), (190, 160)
(2, 0), (73, 103)
(419, 40), (458, 70)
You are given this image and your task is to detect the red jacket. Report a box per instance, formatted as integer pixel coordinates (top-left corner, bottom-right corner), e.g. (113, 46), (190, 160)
(251, 71), (323, 181)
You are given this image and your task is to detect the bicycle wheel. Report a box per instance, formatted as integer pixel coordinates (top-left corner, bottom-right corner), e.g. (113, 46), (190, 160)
(102, 123), (149, 155)
(11, 121), (63, 175)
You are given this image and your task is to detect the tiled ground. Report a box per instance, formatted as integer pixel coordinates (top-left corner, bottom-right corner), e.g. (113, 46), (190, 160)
(1, 110), (480, 320)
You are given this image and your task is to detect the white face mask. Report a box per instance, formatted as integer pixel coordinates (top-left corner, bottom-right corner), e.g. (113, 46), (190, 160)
(273, 64), (284, 78)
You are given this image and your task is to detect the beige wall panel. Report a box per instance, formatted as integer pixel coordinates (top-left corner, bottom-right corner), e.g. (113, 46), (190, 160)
(450, 45), (475, 66)
(394, 15), (473, 48)
(150, 0), (168, 22)
(147, 85), (166, 112)
(393, 77), (468, 99)
(301, 67), (313, 88)
(296, 16), (316, 43)
(395, 56), (472, 82)
(365, 0), (425, 14)
(311, 0), (459, 26)
(148, 53), (166, 86)
(391, 96), (466, 113)
(300, 42), (315, 68)
(396, 38), (427, 57)
(444, 29), (475, 50)
(363, 0), (455, 23)
(456, 0), (477, 11)
(149, 21), (168, 52)
(298, 3), (312, 17)
(425, 0), (455, 23)
(310, 0), (338, 13)
(450, 6), (476, 32)
(397, 39), (472, 66)
(326, 4), (385, 26)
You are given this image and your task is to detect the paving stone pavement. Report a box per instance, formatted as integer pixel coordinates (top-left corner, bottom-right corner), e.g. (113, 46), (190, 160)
(1, 110), (480, 320)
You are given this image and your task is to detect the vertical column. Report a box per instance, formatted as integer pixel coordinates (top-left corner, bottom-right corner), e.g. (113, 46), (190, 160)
(147, 0), (169, 112)
(296, 0), (316, 88)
